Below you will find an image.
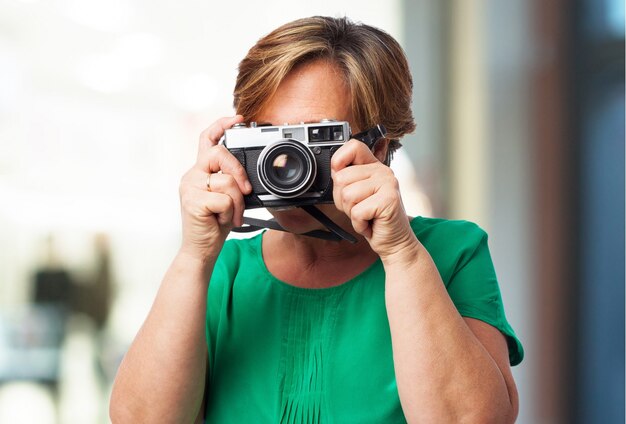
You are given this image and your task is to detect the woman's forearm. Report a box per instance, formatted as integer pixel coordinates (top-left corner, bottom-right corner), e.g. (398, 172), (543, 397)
(110, 251), (215, 423)
(383, 243), (515, 424)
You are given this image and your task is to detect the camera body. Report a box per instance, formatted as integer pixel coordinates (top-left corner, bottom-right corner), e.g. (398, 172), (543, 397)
(222, 120), (351, 209)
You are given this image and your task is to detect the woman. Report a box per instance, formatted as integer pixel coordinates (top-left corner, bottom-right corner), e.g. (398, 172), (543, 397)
(110, 16), (523, 423)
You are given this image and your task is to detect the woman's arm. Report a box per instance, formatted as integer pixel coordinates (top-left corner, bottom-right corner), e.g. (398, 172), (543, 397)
(383, 244), (518, 424)
(109, 253), (214, 422)
(109, 116), (251, 422)
(331, 139), (518, 423)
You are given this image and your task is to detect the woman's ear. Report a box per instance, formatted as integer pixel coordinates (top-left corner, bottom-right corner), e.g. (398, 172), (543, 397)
(373, 138), (391, 165)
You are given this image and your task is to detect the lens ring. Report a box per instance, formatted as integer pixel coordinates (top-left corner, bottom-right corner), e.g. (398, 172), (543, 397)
(257, 140), (317, 198)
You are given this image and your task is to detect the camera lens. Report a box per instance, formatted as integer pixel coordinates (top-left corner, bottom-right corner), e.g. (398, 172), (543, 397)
(272, 153), (302, 182)
(257, 141), (316, 198)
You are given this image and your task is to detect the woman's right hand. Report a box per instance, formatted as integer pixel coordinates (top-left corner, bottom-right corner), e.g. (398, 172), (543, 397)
(178, 115), (252, 262)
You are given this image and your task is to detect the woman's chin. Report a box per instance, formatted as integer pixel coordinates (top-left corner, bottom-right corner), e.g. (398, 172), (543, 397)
(267, 207), (322, 234)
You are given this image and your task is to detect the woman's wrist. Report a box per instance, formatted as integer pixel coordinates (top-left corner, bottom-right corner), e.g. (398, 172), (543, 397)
(175, 247), (218, 275)
(379, 235), (427, 269)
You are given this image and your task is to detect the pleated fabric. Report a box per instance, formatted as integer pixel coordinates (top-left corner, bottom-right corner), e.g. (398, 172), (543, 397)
(277, 292), (342, 424)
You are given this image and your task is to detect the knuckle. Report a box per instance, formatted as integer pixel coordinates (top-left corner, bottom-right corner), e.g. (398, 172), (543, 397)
(352, 207), (366, 221)
(348, 138), (361, 148)
(385, 167), (397, 179)
(228, 163), (246, 179)
(205, 144), (223, 161)
(214, 144), (228, 154)
(332, 189), (342, 205)
(333, 171), (347, 186)
(342, 188), (356, 205)
(383, 192), (397, 206)
(215, 146), (237, 168)
(379, 170), (398, 188)
(389, 176), (400, 190)
(224, 193), (234, 207)
(216, 193), (234, 211)
(223, 173), (240, 190)
(234, 164), (248, 178)
(331, 150), (347, 167)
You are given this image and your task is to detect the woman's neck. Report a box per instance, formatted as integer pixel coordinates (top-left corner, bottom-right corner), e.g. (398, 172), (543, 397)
(262, 229), (379, 289)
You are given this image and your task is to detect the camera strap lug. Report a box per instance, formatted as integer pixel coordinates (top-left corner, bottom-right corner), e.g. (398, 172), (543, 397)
(352, 124), (387, 149)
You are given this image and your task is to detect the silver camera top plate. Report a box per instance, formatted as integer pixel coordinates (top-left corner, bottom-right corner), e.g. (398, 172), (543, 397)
(222, 121), (351, 149)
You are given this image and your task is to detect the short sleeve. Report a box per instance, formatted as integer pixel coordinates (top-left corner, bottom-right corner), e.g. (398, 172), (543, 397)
(413, 218), (524, 366)
(206, 238), (244, 372)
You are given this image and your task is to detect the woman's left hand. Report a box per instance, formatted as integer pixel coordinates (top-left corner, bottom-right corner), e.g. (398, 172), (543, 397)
(331, 139), (419, 261)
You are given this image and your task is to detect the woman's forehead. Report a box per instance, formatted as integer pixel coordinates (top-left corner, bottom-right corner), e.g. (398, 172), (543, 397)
(256, 60), (353, 126)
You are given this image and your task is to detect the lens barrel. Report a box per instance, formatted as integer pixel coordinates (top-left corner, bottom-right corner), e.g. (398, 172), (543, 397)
(257, 140), (316, 198)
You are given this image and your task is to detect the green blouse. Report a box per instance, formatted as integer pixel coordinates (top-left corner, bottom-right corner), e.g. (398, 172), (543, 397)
(205, 217), (523, 423)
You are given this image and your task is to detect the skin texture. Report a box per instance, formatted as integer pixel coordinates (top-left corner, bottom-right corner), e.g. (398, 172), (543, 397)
(109, 60), (519, 423)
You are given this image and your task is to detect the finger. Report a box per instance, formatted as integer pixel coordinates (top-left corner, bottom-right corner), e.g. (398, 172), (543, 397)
(353, 187), (404, 226)
(198, 115), (244, 154)
(181, 168), (245, 227)
(181, 184), (235, 227)
(197, 145), (251, 194)
(210, 195), (235, 227)
(332, 164), (396, 212)
(331, 139), (378, 173)
(191, 188), (235, 227)
(332, 162), (386, 188)
(335, 178), (378, 216)
(206, 192), (235, 227)
(205, 172), (246, 227)
(347, 193), (386, 238)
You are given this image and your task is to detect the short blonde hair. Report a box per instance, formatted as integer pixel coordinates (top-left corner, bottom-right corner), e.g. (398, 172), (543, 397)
(233, 16), (415, 155)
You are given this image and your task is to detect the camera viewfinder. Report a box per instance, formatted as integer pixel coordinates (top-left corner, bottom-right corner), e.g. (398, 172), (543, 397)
(309, 125), (344, 143)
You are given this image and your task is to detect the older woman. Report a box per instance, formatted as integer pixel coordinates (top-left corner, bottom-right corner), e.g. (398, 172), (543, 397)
(110, 16), (523, 423)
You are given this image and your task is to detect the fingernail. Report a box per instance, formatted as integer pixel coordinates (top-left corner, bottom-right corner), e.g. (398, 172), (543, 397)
(245, 181), (252, 193)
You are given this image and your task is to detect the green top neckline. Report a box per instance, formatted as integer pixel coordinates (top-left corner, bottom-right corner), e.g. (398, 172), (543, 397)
(251, 230), (384, 296)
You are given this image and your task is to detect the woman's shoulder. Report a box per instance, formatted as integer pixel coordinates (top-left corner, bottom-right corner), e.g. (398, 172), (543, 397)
(409, 216), (487, 245)
(211, 233), (263, 280)
(408, 216), (491, 284)
(219, 233), (262, 260)
(208, 233), (264, 306)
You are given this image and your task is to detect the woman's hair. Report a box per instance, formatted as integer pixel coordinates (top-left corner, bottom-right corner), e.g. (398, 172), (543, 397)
(233, 16), (416, 155)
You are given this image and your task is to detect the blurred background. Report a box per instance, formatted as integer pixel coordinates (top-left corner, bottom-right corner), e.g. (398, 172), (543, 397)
(0, 0), (623, 423)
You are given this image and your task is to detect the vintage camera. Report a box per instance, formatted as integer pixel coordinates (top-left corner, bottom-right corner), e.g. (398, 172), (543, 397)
(222, 120), (351, 209)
